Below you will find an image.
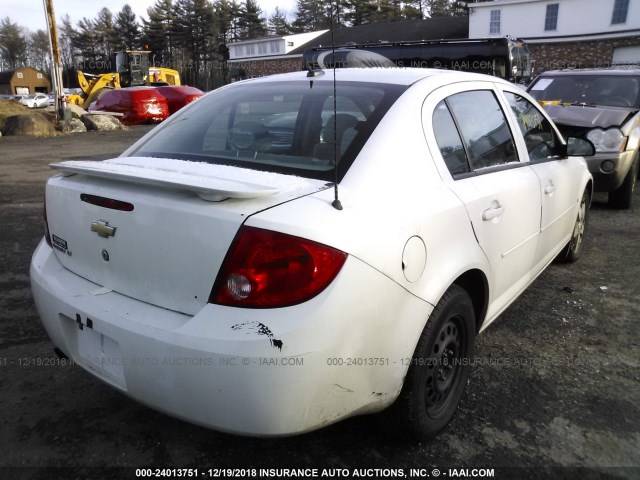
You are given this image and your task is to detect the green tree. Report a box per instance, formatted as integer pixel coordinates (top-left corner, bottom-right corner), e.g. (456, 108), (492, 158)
(28, 29), (51, 71)
(428, 0), (454, 17)
(342, 0), (377, 26)
(115, 4), (140, 50)
(291, 0), (334, 33)
(372, 0), (404, 22)
(403, 0), (427, 20)
(238, 0), (267, 40)
(213, 0), (242, 43)
(268, 6), (291, 35)
(0, 17), (28, 69)
(452, 0), (483, 15)
(142, 0), (177, 66)
(58, 14), (77, 86)
(95, 8), (119, 59)
(72, 17), (99, 60)
(173, 0), (216, 88)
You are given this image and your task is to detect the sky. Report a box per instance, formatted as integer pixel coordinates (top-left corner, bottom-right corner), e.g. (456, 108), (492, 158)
(1, 0), (297, 33)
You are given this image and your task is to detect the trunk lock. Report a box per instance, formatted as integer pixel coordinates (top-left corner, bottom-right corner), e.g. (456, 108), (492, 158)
(102, 249), (110, 262)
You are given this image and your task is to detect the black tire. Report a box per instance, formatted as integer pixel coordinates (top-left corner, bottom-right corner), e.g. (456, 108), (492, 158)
(557, 189), (590, 264)
(385, 285), (475, 441)
(608, 154), (638, 210)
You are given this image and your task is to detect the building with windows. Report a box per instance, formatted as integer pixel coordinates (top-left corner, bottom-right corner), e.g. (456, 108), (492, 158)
(0, 67), (51, 95)
(469, 0), (640, 72)
(227, 16), (469, 81)
(227, 31), (328, 81)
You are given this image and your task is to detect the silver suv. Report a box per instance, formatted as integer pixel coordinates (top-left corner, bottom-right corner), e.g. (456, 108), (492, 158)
(528, 69), (639, 208)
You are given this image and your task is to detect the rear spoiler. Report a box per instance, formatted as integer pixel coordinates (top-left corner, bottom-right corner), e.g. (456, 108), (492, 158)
(50, 158), (280, 202)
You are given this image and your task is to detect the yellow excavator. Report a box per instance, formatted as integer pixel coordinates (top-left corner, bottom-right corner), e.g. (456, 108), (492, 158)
(67, 51), (181, 109)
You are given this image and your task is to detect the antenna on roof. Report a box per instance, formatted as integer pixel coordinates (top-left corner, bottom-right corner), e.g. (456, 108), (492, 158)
(330, 0), (343, 211)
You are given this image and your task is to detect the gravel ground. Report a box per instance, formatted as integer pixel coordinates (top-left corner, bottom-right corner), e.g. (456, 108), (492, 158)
(0, 127), (638, 480)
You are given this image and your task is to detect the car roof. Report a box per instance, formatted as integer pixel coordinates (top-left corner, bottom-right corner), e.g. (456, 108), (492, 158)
(241, 67), (503, 87)
(537, 68), (640, 77)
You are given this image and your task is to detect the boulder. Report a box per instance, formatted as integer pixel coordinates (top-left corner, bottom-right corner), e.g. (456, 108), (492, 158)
(80, 113), (124, 131)
(66, 103), (88, 119)
(2, 114), (55, 137)
(61, 118), (87, 133)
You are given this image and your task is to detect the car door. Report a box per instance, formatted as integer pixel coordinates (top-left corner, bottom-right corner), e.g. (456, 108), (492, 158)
(424, 84), (542, 322)
(500, 89), (582, 271)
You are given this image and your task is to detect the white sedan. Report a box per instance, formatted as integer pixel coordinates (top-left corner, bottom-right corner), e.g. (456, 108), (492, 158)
(31, 68), (593, 440)
(19, 93), (49, 108)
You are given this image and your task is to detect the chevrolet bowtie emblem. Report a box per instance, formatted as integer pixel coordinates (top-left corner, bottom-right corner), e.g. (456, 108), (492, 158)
(91, 220), (116, 238)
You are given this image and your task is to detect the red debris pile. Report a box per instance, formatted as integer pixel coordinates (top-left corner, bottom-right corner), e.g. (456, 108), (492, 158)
(90, 87), (169, 125)
(90, 86), (204, 125)
(154, 86), (204, 115)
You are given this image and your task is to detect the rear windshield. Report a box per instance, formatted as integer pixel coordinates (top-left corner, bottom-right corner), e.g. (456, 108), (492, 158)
(528, 74), (640, 108)
(130, 80), (406, 182)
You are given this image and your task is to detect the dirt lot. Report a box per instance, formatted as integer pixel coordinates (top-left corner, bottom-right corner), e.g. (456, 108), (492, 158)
(0, 128), (638, 480)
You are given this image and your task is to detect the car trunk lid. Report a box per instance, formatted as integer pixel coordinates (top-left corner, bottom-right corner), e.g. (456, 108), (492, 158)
(45, 157), (327, 315)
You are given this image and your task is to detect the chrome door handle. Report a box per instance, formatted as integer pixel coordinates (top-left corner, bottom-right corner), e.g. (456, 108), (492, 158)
(482, 205), (504, 221)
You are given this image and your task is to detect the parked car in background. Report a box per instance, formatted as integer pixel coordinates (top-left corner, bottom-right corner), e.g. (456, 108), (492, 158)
(528, 69), (640, 208)
(32, 69), (593, 441)
(18, 93), (49, 109)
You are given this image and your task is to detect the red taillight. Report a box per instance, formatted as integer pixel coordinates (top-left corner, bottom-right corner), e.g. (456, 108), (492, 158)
(211, 226), (347, 308)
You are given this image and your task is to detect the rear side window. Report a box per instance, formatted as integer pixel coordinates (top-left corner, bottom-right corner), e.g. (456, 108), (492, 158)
(130, 81), (405, 182)
(445, 90), (519, 170)
(433, 101), (470, 175)
(504, 91), (562, 161)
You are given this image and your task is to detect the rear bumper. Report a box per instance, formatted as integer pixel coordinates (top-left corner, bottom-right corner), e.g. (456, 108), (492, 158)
(30, 239), (430, 436)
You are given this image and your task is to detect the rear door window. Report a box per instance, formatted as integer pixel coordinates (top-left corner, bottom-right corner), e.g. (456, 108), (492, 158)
(434, 90), (519, 174)
(447, 90), (519, 170)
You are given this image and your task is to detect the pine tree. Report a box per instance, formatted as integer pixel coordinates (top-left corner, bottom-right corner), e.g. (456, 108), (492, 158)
(142, 0), (177, 66)
(372, 0), (404, 23)
(73, 17), (99, 61)
(58, 14), (76, 72)
(95, 8), (118, 60)
(173, 0), (216, 88)
(291, 0), (334, 33)
(342, 0), (377, 26)
(214, 0), (242, 43)
(0, 17), (28, 68)
(428, 0), (453, 17)
(28, 30), (51, 71)
(403, 0), (426, 20)
(268, 7), (291, 35)
(238, 0), (267, 40)
(115, 4), (140, 50)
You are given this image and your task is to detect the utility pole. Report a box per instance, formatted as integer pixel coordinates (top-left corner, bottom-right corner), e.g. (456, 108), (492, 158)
(43, 0), (64, 121)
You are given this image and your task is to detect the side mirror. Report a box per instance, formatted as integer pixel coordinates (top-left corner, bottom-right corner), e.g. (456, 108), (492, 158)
(564, 137), (595, 157)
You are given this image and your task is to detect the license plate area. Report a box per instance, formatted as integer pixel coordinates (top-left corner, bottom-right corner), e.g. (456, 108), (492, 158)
(61, 313), (127, 390)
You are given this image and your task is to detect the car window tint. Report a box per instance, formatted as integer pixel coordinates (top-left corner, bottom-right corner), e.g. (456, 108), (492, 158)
(432, 100), (470, 176)
(132, 81), (405, 182)
(446, 90), (518, 170)
(504, 91), (562, 162)
(315, 94), (379, 161)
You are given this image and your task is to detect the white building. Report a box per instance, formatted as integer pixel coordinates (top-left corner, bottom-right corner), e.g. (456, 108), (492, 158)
(469, 0), (640, 69)
(227, 31), (328, 80)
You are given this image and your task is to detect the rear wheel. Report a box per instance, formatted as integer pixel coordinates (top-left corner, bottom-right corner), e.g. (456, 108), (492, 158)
(557, 189), (590, 263)
(608, 154), (638, 210)
(386, 285), (475, 441)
